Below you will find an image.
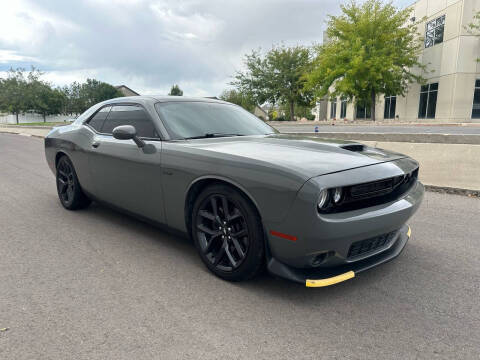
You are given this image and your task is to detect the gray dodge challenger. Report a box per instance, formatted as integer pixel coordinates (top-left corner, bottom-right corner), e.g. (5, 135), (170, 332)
(45, 96), (424, 287)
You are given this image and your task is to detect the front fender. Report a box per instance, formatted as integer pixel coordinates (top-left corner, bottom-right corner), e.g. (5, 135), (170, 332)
(161, 142), (307, 232)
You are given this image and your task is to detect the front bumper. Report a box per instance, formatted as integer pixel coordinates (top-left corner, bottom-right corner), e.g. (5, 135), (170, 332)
(267, 224), (411, 287)
(264, 158), (423, 269)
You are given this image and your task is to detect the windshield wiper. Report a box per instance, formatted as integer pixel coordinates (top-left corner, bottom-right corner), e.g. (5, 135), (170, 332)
(184, 133), (244, 140)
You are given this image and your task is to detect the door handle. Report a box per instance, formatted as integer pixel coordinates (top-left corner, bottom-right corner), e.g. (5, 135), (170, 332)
(92, 141), (100, 148)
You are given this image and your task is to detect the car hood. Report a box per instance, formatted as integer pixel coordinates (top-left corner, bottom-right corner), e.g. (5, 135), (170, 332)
(183, 133), (408, 180)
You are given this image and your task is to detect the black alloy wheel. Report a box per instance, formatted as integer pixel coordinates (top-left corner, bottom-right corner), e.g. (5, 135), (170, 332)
(56, 155), (91, 210)
(192, 184), (264, 281)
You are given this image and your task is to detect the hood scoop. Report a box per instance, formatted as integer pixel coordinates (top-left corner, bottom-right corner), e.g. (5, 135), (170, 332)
(340, 144), (365, 152)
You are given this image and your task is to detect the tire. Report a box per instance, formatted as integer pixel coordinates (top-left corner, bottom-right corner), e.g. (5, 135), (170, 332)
(191, 184), (265, 282)
(56, 155), (91, 210)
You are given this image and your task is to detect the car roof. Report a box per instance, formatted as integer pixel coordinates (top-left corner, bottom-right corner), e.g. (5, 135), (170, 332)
(103, 95), (229, 105)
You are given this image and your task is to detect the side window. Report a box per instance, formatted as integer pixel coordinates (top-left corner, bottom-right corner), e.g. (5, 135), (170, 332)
(87, 106), (111, 131)
(101, 105), (159, 138)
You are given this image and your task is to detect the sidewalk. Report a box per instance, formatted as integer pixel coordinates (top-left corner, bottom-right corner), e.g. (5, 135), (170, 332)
(268, 120), (480, 126)
(1, 125), (479, 193)
(0, 126), (51, 137)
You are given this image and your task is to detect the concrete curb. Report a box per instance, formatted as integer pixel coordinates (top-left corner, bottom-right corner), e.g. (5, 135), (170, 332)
(288, 132), (480, 145)
(0, 124), (69, 129)
(1, 129), (478, 196)
(0, 128), (49, 138)
(268, 121), (480, 127)
(424, 185), (480, 198)
(3, 126), (480, 144)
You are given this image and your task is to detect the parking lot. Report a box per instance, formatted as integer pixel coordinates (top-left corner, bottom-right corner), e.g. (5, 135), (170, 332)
(1, 133), (479, 359)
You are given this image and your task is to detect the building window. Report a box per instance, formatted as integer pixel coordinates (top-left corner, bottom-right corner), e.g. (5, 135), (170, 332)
(340, 98), (347, 118)
(384, 96), (396, 119)
(472, 79), (480, 119)
(330, 98), (337, 119)
(356, 101), (371, 120)
(418, 83), (438, 119)
(425, 15), (445, 48)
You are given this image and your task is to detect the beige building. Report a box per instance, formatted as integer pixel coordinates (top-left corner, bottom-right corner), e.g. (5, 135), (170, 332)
(323, 0), (480, 123)
(115, 85), (140, 97)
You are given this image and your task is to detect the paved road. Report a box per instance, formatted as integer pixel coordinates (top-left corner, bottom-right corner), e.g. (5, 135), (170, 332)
(1, 133), (479, 359)
(273, 123), (480, 135)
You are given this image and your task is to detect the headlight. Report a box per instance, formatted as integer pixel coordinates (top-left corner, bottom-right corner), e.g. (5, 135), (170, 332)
(333, 187), (343, 203)
(317, 189), (329, 209)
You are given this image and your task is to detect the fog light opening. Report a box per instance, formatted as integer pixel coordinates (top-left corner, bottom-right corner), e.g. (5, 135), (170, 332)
(311, 251), (334, 267)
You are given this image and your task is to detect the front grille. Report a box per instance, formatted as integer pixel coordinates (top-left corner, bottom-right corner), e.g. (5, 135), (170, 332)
(350, 178), (395, 198)
(348, 230), (398, 259)
(349, 169), (418, 200)
(321, 167), (419, 214)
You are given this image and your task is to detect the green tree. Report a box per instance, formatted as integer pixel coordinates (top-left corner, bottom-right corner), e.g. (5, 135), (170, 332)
(29, 82), (64, 121)
(25, 68), (62, 122)
(0, 68), (28, 124)
(60, 82), (84, 115)
(79, 79), (124, 111)
(233, 45), (313, 121)
(304, 0), (425, 121)
(0, 68), (123, 119)
(59, 79), (123, 114)
(219, 89), (256, 112)
(289, 103), (315, 120)
(169, 84), (183, 96)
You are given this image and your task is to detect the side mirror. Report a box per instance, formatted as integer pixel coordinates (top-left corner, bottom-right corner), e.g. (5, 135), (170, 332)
(112, 125), (145, 148)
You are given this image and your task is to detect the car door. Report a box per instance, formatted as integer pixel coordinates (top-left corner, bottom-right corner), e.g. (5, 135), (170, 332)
(87, 104), (165, 224)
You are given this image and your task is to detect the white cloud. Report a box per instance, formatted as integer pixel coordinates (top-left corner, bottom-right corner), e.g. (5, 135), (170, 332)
(0, 0), (413, 97)
(0, 50), (37, 64)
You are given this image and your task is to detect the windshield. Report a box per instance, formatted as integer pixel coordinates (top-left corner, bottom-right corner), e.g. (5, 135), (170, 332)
(155, 101), (276, 139)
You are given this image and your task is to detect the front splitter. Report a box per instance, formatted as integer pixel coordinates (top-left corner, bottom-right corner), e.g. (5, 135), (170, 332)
(267, 224), (411, 287)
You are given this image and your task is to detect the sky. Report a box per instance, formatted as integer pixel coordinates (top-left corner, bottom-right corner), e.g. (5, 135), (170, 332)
(0, 0), (413, 97)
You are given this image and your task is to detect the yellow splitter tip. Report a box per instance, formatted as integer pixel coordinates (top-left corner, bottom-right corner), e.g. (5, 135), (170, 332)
(306, 271), (355, 287)
(306, 226), (412, 287)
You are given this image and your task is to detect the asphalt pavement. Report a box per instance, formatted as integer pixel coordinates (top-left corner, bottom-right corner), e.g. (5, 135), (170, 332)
(272, 123), (480, 135)
(0, 132), (479, 359)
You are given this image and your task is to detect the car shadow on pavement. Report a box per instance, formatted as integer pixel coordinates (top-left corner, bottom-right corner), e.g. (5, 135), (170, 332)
(73, 201), (402, 302)
(77, 202), (201, 261)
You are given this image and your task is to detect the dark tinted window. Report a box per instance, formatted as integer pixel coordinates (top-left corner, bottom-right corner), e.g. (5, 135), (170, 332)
(330, 98), (337, 119)
(472, 79), (480, 119)
(418, 83), (438, 119)
(425, 15), (445, 48)
(154, 102), (275, 139)
(340, 98), (347, 118)
(356, 101), (371, 119)
(88, 106), (111, 131)
(418, 92), (428, 118)
(384, 96), (396, 119)
(101, 105), (159, 138)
